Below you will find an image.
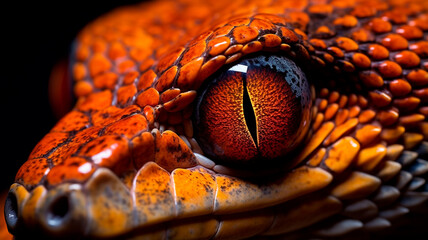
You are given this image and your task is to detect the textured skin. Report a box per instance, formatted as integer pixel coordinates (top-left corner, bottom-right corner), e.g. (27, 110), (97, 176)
(5, 0), (428, 239)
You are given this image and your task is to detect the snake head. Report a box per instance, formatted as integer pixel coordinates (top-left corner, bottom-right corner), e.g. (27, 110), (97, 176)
(5, 0), (428, 239)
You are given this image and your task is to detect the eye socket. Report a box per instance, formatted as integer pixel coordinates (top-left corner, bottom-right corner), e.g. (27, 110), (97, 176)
(194, 55), (312, 167)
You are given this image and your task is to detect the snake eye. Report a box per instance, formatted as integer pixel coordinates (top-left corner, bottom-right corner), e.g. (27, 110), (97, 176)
(194, 55), (312, 167)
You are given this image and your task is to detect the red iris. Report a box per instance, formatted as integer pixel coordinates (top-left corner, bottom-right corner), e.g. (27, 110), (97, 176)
(195, 55), (312, 165)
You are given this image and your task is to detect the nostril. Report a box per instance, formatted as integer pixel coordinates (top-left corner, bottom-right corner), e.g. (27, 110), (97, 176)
(46, 195), (70, 228)
(4, 192), (19, 231)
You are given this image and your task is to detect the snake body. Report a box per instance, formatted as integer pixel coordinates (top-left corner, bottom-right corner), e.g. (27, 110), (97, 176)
(4, 0), (428, 239)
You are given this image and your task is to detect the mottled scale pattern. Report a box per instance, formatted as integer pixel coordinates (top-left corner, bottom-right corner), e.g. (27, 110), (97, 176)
(5, 0), (428, 239)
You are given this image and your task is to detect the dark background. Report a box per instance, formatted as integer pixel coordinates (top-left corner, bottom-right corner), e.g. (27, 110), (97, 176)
(1, 1), (143, 190)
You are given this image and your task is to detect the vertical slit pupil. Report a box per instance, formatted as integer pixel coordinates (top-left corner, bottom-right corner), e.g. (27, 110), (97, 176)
(243, 76), (258, 146)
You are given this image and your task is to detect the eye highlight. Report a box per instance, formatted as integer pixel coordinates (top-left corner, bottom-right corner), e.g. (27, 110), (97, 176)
(194, 55), (312, 166)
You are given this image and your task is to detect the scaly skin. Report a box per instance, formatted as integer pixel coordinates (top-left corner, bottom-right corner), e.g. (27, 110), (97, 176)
(4, 0), (428, 239)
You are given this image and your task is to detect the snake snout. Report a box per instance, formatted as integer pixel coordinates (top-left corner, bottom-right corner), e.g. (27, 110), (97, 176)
(5, 183), (88, 238)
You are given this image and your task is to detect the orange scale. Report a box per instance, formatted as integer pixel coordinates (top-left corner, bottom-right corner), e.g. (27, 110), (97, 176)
(393, 97), (421, 112)
(79, 135), (131, 172)
(154, 130), (197, 172)
(396, 25), (424, 40)
(224, 44), (243, 56)
(394, 51), (421, 68)
(108, 41), (127, 60)
(131, 131), (155, 169)
(407, 69), (428, 86)
(369, 91), (392, 107)
(351, 28), (375, 42)
(358, 109), (376, 123)
(91, 106), (121, 126)
(137, 70), (157, 91)
(176, 57), (203, 91)
(117, 84), (137, 106)
(355, 125), (381, 146)
(376, 109), (399, 126)
(75, 44), (90, 61)
(358, 96), (369, 108)
(15, 158), (49, 188)
(143, 106), (155, 125)
(104, 114), (148, 139)
(76, 90), (113, 112)
(324, 118), (359, 146)
(156, 47), (185, 73)
(117, 59), (136, 74)
(409, 16), (428, 31)
(249, 18), (275, 32)
(335, 109), (349, 125)
(335, 37), (359, 51)
(328, 92), (340, 103)
(420, 106), (428, 116)
(368, 18), (392, 34)
(49, 140), (83, 166)
(91, 38), (107, 53)
(348, 94), (358, 106)
(389, 79), (412, 97)
(122, 71), (139, 85)
(381, 34), (409, 51)
(51, 111), (89, 133)
(160, 88), (181, 103)
(93, 72), (118, 89)
(351, 5), (377, 18)
(413, 88), (428, 101)
(367, 44), (389, 60)
(130, 47), (150, 62)
(352, 53), (371, 69)
(71, 126), (103, 149)
(73, 63), (87, 81)
(163, 91), (197, 113)
(180, 41), (207, 66)
(88, 53), (112, 77)
(309, 39), (327, 50)
(211, 25), (234, 38)
(358, 71), (384, 88)
(280, 27), (299, 44)
(409, 41), (428, 58)
(28, 132), (69, 160)
(323, 53), (335, 63)
(334, 15), (358, 28)
(226, 18), (250, 27)
(136, 88), (160, 108)
(232, 26), (259, 44)
(46, 157), (95, 186)
(208, 36), (231, 56)
(377, 61), (402, 78)
(242, 41), (263, 55)
(327, 46), (344, 58)
(194, 55), (226, 89)
(381, 11), (408, 24)
(261, 34), (282, 48)
(399, 114), (425, 126)
(139, 58), (155, 72)
(316, 26), (335, 37)
(294, 29), (307, 40)
(338, 95), (348, 108)
(349, 105), (361, 118)
(155, 66), (178, 92)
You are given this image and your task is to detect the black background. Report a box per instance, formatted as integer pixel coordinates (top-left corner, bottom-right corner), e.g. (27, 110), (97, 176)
(1, 1), (142, 190)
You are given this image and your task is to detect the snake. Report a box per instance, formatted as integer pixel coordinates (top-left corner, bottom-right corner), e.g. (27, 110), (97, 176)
(3, 0), (428, 239)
